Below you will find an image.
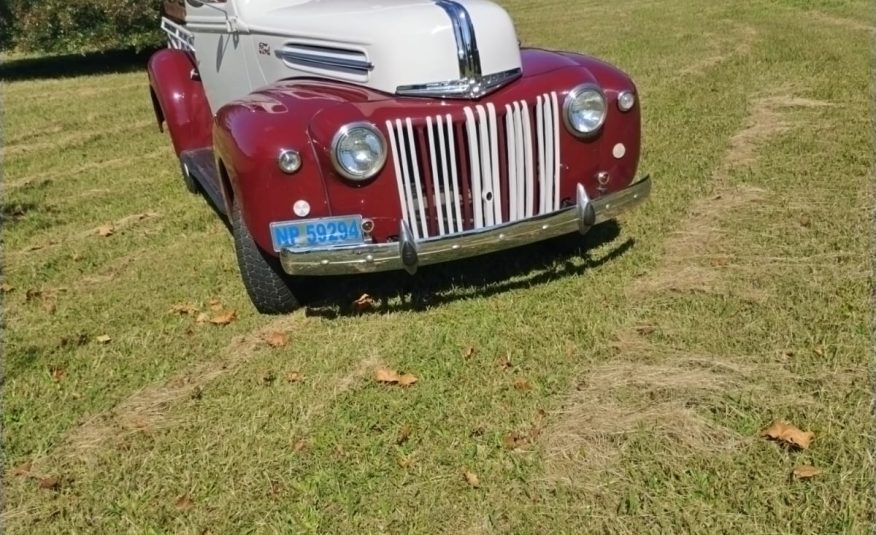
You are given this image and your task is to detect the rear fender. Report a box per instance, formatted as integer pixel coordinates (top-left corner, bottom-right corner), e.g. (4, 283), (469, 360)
(147, 48), (213, 155)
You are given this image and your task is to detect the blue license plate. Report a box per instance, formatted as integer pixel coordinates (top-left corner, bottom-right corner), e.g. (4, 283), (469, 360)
(270, 215), (364, 251)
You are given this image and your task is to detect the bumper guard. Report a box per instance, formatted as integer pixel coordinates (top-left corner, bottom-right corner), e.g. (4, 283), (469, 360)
(279, 176), (651, 276)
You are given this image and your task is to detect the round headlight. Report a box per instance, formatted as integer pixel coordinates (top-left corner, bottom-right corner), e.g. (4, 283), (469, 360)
(331, 123), (387, 181)
(618, 91), (636, 112)
(563, 85), (607, 137)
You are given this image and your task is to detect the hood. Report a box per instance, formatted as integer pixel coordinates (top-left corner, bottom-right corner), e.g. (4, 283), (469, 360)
(236, 0), (522, 98)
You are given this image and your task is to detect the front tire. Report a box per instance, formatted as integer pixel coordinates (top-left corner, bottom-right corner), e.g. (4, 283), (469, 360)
(180, 162), (199, 194)
(231, 204), (300, 314)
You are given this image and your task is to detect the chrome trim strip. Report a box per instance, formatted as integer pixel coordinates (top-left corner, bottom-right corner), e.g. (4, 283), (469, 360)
(396, 68), (522, 100)
(434, 0), (481, 79)
(279, 176), (652, 276)
(277, 48), (373, 75)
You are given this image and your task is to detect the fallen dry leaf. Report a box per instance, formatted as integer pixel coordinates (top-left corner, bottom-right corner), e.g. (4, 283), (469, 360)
(209, 310), (237, 326)
(375, 368), (401, 383)
(497, 353), (513, 371)
(352, 293), (375, 313)
(175, 494), (194, 511)
(513, 377), (532, 391)
(96, 224), (114, 237)
(38, 477), (60, 491)
(169, 303), (199, 316)
(195, 312), (209, 324)
(95, 335), (112, 344)
(396, 424), (413, 445)
(762, 421), (814, 449)
(503, 431), (527, 450)
(261, 371), (277, 385)
(11, 462), (32, 477)
(463, 470), (480, 488)
(265, 331), (288, 348)
(463, 346), (476, 359)
(285, 371), (304, 383)
(397, 455), (414, 468)
(208, 299), (223, 312)
(792, 465), (822, 479)
(49, 366), (66, 382)
(398, 373), (418, 387)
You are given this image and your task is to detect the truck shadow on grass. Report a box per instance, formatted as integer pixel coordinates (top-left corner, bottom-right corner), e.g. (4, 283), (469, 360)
(0, 48), (156, 82)
(300, 221), (633, 318)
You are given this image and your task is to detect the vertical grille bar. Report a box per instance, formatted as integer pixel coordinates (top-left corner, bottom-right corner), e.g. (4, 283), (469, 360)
(463, 107), (484, 229)
(542, 93), (554, 213)
(521, 100), (535, 217)
(535, 95), (546, 214)
(504, 104), (518, 221)
(487, 103), (503, 225)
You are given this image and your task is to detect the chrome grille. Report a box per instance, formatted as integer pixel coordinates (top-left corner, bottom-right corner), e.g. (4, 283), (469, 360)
(386, 92), (561, 240)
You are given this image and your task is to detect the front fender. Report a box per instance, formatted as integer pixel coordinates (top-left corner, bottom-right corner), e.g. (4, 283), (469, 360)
(147, 49), (212, 156)
(212, 93), (337, 255)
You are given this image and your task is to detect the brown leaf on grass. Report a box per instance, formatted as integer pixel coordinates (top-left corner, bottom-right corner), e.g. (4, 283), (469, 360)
(285, 371), (304, 383)
(634, 324), (657, 335)
(209, 310), (237, 326)
(265, 331), (288, 348)
(175, 494), (194, 511)
(513, 377), (532, 391)
(208, 299), (223, 312)
(375, 368), (401, 383)
(503, 431), (527, 450)
(463, 346), (476, 359)
(96, 224), (114, 237)
(38, 477), (60, 491)
(261, 371), (277, 385)
(0, 284), (14, 293)
(352, 293), (375, 313)
(396, 424), (413, 445)
(793, 465), (822, 479)
(762, 421), (814, 449)
(397, 455), (414, 468)
(11, 462), (32, 477)
(195, 312), (209, 324)
(169, 303), (199, 316)
(49, 366), (66, 382)
(463, 470), (480, 488)
(497, 353), (513, 371)
(398, 373), (418, 387)
(95, 335), (112, 344)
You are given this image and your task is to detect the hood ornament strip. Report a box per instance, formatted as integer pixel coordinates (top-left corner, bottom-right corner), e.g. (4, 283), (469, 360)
(397, 0), (520, 99)
(434, 0), (482, 79)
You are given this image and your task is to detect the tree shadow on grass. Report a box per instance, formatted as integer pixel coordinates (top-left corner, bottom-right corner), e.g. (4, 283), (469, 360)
(301, 221), (634, 318)
(0, 47), (157, 82)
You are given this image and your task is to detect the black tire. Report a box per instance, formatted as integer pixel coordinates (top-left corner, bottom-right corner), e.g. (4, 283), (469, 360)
(180, 162), (200, 194)
(231, 204), (301, 314)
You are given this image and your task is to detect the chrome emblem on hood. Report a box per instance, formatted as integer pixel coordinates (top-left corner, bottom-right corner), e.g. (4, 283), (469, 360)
(396, 0), (521, 99)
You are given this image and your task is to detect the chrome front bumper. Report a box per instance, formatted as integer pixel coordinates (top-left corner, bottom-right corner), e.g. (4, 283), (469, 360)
(279, 176), (651, 276)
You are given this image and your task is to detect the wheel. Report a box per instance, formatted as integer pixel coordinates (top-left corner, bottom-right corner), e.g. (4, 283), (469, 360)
(180, 161), (200, 194)
(231, 204), (301, 314)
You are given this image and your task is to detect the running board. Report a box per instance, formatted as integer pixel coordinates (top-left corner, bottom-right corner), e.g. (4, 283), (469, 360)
(180, 148), (226, 215)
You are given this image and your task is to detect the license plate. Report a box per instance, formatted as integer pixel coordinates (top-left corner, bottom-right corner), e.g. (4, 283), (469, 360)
(270, 215), (364, 251)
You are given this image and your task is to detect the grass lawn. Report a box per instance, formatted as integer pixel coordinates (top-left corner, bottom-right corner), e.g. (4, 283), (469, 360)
(2, 0), (873, 532)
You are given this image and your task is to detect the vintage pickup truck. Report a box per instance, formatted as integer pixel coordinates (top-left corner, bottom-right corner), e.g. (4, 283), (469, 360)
(148, 0), (651, 313)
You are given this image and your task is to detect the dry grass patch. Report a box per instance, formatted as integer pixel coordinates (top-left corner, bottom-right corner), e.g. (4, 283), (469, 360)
(681, 23), (758, 76)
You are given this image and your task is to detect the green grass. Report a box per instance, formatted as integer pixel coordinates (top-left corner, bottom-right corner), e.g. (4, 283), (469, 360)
(2, 0), (873, 532)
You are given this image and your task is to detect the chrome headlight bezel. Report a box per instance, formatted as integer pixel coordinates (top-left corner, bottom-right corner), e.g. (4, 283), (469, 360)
(330, 122), (388, 181)
(563, 84), (607, 138)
